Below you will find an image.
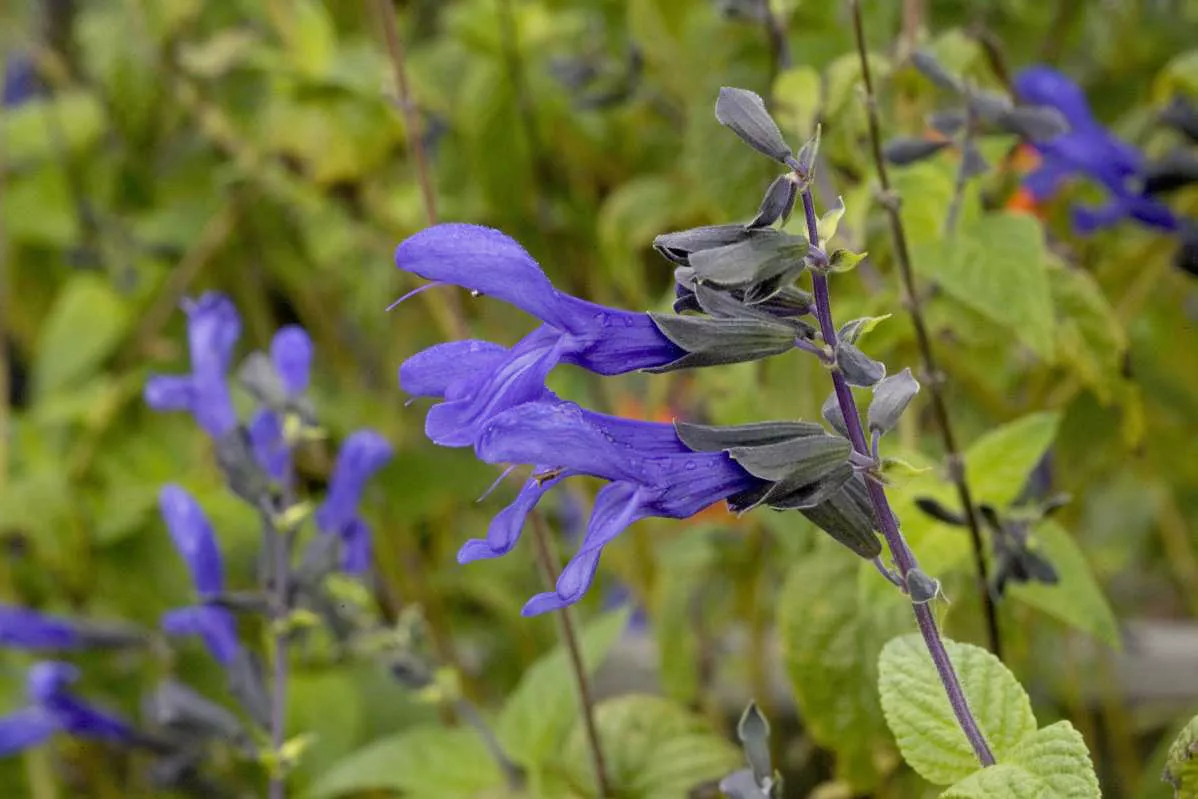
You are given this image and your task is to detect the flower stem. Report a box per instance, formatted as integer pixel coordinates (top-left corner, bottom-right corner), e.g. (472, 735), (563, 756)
(847, 0), (1002, 660)
(800, 188), (995, 767)
(269, 518), (289, 799)
(529, 511), (611, 798)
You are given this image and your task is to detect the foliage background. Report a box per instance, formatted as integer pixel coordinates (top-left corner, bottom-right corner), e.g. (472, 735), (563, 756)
(1, 0), (1197, 796)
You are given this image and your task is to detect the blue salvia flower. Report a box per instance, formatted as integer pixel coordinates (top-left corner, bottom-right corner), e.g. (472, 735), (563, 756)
(0, 605), (87, 649)
(314, 431), (393, 573)
(394, 224), (686, 446)
(158, 485), (241, 666)
(247, 324), (315, 483)
(2, 54), (37, 107)
(1014, 65), (1178, 234)
(0, 662), (137, 756)
(472, 399), (763, 615)
(145, 293), (242, 439)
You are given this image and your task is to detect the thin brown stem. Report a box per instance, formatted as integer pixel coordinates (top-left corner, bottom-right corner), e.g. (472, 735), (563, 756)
(529, 512), (611, 798)
(849, 0), (1002, 660)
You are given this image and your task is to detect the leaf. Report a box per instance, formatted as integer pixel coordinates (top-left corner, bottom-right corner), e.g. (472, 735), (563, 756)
(884, 137), (952, 165)
(941, 722), (1100, 798)
(771, 66), (821, 140)
(728, 433), (852, 482)
(715, 87), (793, 163)
(1049, 264), (1126, 402)
(777, 543), (909, 791)
(32, 274), (132, 399)
(674, 420), (825, 452)
(1, 91), (105, 167)
(559, 694), (741, 798)
(748, 174), (798, 229)
(306, 725), (504, 799)
(497, 608), (630, 767)
(964, 412), (1061, 507)
(1008, 521), (1121, 649)
(688, 230), (808, 288)
(817, 196), (846, 244)
(1164, 714), (1198, 798)
(878, 634), (1036, 785)
(837, 342), (886, 387)
(648, 314), (797, 371)
(285, 670), (363, 784)
(915, 212), (1056, 360)
(869, 369), (921, 435)
(599, 175), (684, 299)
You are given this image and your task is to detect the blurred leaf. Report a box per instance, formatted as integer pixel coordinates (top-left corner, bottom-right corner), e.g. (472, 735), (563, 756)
(772, 66), (822, 141)
(497, 608), (631, 769)
(1008, 520), (1121, 650)
(0, 91), (105, 166)
(878, 633), (1036, 785)
(2, 167), (80, 244)
(32, 274), (131, 399)
(915, 213), (1056, 361)
(1050, 264), (1126, 402)
(306, 724), (505, 799)
(276, 0), (337, 79)
(964, 411), (1061, 507)
(597, 175), (681, 300)
(179, 30), (262, 78)
(1154, 49), (1198, 101)
(777, 542), (908, 792)
(559, 694), (741, 798)
(941, 722), (1099, 798)
(287, 669), (365, 786)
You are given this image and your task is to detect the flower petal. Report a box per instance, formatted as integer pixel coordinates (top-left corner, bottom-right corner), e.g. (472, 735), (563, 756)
(475, 400), (642, 482)
(270, 325), (314, 396)
(144, 375), (195, 412)
(44, 693), (138, 744)
(424, 327), (562, 447)
(399, 340), (510, 400)
(159, 485), (224, 597)
(26, 662), (79, 704)
(248, 409), (290, 482)
(555, 297), (685, 372)
(395, 224), (570, 328)
(162, 605), (241, 666)
(0, 605), (83, 650)
(457, 471), (567, 563)
(0, 707), (58, 755)
(184, 293), (241, 437)
(314, 430), (393, 535)
(1014, 66), (1096, 131)
(339, 517), (372, 574)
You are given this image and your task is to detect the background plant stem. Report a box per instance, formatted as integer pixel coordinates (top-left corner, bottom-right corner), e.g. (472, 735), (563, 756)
(529, 511), (611, 798)
(800, 186), (996, 767)
(848, 0), (1002, 659)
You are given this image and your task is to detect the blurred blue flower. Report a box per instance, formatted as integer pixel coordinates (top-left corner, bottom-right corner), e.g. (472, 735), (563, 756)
(158, 485), (241, 666)
(247, 325), (315, 483)
(145, 293), (242, 439)
(472, 399), (762, 615)
(0, 605), (86, 649)
(1014, 65), (1178, 234)
(0, 662), (137, 756)
(394, 224), (685, 446)
(314, 430), (393, 573)
(2, 54), (38, 107)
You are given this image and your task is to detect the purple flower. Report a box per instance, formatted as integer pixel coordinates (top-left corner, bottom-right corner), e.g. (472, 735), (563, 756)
(1014, 66), (1177, 234)
(470, 399), (763, 615)
(314, 430), (393, 573)
(0, 662), (137, 756)
(246, 325), (316, 482)
(0, 606), (85, 649)
(2, 54), (37, 107)
(395, 224), (685, 446)
(145, 293), (242, 439)
(158, 486), (240, 665)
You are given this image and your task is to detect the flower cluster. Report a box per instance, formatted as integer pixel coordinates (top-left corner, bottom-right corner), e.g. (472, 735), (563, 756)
(1014, 65), (1179, 234)
(395, 89), (928, 615)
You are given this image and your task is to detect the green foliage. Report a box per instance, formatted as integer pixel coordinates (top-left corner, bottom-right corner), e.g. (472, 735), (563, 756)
(1165, 714), (1198, 798)
(879, 635), (1099, 797)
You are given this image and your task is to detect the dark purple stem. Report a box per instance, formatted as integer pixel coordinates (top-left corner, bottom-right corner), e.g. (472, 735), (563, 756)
(800, 188), (995, 767)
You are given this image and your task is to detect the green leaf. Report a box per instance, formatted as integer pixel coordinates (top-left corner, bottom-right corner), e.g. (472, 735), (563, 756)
(285, 669), (363, 784)
(32, 274), (132, 398)
(878, 633), (1036, 785)
(772, 66), (822, 140)
(777, 542), (909, 791)
(915, 212), (1056, 360)
(597, 175), (682, 301)
(1049, 264), (1126, 402)
(941, 721), (1100, 798)
(497, 608), (631, 768)
(306, 725), (505, 799)
(964, 412), (1061, 507)
(1164, 713), (1198, 798)
(1008, 520), (1121, 649)
(1, 91), (105, 166)
(559, 694), (741, 798)
(817, 196), (846, 244)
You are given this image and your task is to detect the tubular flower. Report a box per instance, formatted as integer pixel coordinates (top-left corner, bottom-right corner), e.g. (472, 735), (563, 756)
(394, 224), (686, 446)
(0, 605), (142, 651)
(473, 399), (764, 616)
(314, 430), (393, 573)
(1014, 66), (1177, 234)
(2, 54), (37, 107)
(0, 662), (137, 756)
(158, 486), (240, 666)
(145, 293), (242, 439)
(247, 325), (315, 482)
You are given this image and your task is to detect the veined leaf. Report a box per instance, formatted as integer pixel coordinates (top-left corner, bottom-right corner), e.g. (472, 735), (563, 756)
(941, 721), (1100, 798)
